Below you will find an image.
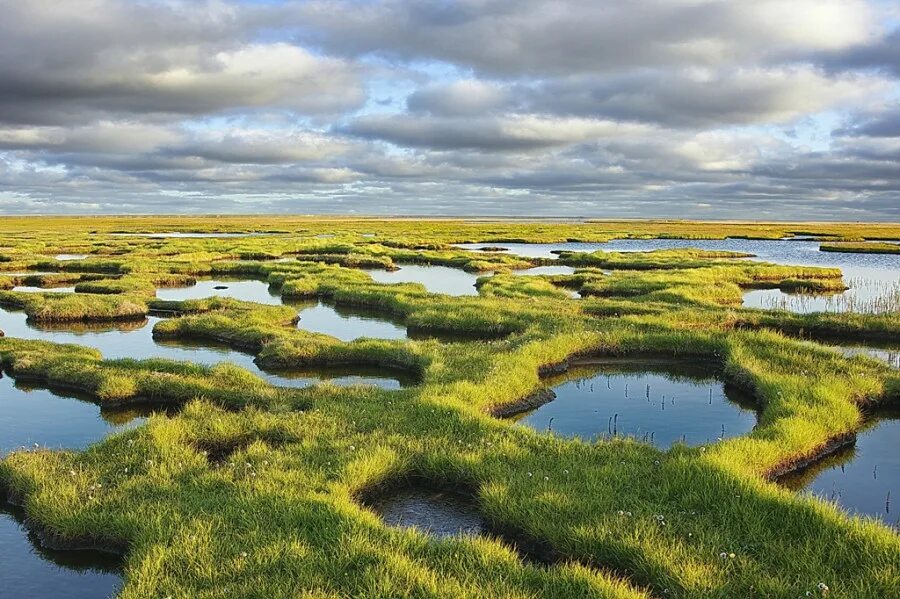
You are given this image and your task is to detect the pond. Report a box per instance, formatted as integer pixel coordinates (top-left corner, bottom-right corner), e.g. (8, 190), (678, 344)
(293, 300), (408, 341)
(778, 410), (898, 529)
(362, 484), (485, 538)
(509, 358), (758, 448)
(0, 375), (148, 456)
(0, 307), (411, 390)
(459, 239), (900, 314)
(0, 375), (126, 597)
(367, 265), (480, 296)
(835, 344), (899, 369)
(0, 501), (122, 599)
(513, 265), (576, 276)
(155, 278), (283, 305)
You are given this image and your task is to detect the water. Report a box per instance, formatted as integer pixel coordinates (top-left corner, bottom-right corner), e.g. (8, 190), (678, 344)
(456, 242), (605, 259)
(294, 300), (408, 341)
(0, 501), (121, 599)
(460, 239), (899, 314)
(155, 279), (283, 305)
(364, 486), (485, 538)
(0, 375), (147, 456)
(0, 308), (410, 390)
(513, 266), (576, 276)
(54, 254), (88, 261)
(367, 265), (480, 296)
(835, 344), (900, 369)
(779, 411), (899, 528)
(511, 359), (758, 448)
(0, 376), (125, 597)
(741, 288), (849, 314)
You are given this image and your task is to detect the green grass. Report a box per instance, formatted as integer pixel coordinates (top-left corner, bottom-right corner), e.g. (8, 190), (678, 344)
(821, 242), (900, 255)
(0, 217), (898, 598)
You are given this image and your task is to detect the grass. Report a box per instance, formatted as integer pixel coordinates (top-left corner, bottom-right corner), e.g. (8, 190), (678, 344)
(0, 217), (898, 598)
(821, 242), (900, 255)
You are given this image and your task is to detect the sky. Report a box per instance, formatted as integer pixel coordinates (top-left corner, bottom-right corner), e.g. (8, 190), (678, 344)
(0, 0), (898, 220)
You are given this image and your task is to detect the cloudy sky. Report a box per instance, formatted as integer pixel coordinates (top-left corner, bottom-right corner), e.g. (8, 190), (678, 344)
(1, 0), (898, 219)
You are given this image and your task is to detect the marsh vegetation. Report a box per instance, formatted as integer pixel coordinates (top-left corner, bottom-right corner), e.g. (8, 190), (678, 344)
(0, 217), (898, 598)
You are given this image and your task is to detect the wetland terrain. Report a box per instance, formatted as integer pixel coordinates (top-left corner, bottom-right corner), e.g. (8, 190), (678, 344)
(0, 216), (898, 598)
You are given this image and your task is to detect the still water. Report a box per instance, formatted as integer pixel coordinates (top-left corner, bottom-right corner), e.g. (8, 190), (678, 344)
(779, 411), (898, 529)
(460, 239), (899, 314)
(511, 359), (758, 448)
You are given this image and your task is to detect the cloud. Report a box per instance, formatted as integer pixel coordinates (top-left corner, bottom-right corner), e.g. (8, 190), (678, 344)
(0, 0), (897, 220)
(296, 0), (877, 76)
(0, 2), (365, 125)
(339, 115), (652, 150)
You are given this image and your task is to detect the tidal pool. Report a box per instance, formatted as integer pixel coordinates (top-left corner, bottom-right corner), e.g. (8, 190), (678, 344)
(0, 376), (127, 597)
(510, 359), (758, 448)
(0, 501), (121, 599)
(367, 265), (480, 296)
(0, 375), (149, 456)
(835, 344), (899, 369)
(54, 254), (88, 261)
(293, 300), (408, 341)
(779, 411), (898, 529)
(155, 278), (283, 305)
(460, 238), (900, 314)
(513, 265), (576, 276)
(0, 307), (411, 390)
(364, 485), (485, 538)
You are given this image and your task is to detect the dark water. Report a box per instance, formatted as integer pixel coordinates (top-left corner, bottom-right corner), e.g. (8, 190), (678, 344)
(0, 375), (125, 597)
(779, 411), (899, 528)
(0, 375), (147, 456)
(459, 239), (899, 314)
(366, 486), (485, 538)
(511, 359), (758, 448)
(0, 501), (121, 599)
(0, 307), (410, 390)
(367, 265), (480, 296)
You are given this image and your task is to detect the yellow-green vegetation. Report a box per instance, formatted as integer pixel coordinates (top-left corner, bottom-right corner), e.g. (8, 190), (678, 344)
(821, 241), (900, 255)
(0, 217), (898, 598)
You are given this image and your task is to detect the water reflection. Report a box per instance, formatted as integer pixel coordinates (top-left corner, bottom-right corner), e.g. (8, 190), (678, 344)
(459, 239), (899, 314)
(0, 501), (121, 599)
(367, 265), (480, 296)
(293, 300), (407, 341)
(511, 359), (758, 448)
(0, 375), (147, 456)
(779, 411), (898, 528)
(0, 307), (410, 390)
(364, 485), (485, 538)
(155, 279), (282, 305)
